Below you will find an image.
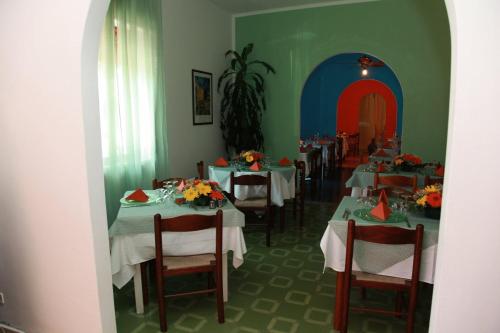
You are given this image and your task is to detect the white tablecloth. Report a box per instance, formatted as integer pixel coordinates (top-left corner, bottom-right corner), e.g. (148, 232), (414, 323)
(320, 197), (439, 284)
(111, 227), (246, 288)
(208, 166), (295, 207)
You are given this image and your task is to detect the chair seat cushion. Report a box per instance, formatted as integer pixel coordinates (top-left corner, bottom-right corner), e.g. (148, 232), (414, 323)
(163, 254), (215, 270)
(353, 271), (408, 285)
(234, 197), (267, 208)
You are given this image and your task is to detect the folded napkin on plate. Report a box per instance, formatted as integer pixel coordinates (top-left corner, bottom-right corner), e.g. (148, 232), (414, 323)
(176, 179), (186, 191)
(279, 157), (291, 166)
(378, 189), (389, 205)
(126, 188), (149, 202)
(370, 201), (392, 221)
(376, 162), (386, 173)
(249, 162), (261, 171)
(214, 157), (229, 167)
(435, 165), (445, 177)
(373, 149), (389, 157)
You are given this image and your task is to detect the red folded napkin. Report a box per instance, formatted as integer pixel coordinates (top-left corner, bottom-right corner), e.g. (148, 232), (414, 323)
(176, 180), (186, 192)
(373, 149), (389, 157)
(214, 157), (229, 167)
(299, 146), (307, 153)
(376, 163), (386, 173)
(435, 165), (445, 177)
(370, 201), (392, 221)
(279, 157), (291, 166)
(249, 162), (261, 171)
(378, 189), (389, 205)
(126, 188), (149, 202)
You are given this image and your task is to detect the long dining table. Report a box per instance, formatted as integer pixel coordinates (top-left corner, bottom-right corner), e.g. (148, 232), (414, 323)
(109, 190), (247, 314)
(320, 196), (440, 330)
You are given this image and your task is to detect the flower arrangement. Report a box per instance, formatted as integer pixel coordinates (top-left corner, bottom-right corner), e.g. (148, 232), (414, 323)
(415, 184), (442, 208)
(182, 179), (224, 206)
(239, 150), (264, 165)
(393, 153), (423, 172)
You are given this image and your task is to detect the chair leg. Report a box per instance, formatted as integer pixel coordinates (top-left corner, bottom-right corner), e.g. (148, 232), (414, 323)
(292, 197), (297, 218)
(279, 206), (285, 233)
(156, 273), (167, 332)
(299, 195), (304, 228)
(215, 268), (225, 323)
(140, 262), (149, 306)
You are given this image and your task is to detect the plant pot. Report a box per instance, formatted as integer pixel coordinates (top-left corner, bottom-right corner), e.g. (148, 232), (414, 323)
(424, 206), (441, 220)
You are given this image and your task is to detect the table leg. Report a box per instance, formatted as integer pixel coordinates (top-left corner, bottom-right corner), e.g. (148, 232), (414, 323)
(334, 272), (345, 331)
(223, 253), (228, 302)
(133, 264), (144, 314)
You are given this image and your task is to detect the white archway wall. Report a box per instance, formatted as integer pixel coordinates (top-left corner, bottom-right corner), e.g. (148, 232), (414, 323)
(430, 1), (500, 332)
(0, 0), (115, 332)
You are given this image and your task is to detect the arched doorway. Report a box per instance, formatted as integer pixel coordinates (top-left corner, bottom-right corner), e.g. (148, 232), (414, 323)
(300, 53), (403, 145)
(337, 79), (399, 155)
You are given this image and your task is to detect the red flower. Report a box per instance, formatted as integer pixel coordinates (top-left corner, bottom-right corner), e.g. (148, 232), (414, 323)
(427, 192), (442, 208)
(253, 152), (264, 160)
(208, 181), (219, 187)
(402, 154), (422, 165)
(210, 190), (225, 200)
(193, 179), (201, 185)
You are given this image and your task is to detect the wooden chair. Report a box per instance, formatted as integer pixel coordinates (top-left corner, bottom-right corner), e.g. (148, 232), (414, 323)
(293, 160), (306, 227)
(230, 171), (274, 246)
(336, 136), (344, 167)
(196, 160), (204, 179)
(310, 148), (322, 194)
(347, 133), (360, 157)
(374, 173), (418, 194)
(152, 178), (182, 190)
(154, 211), (224, 332)
(341, 220), (424, 333)
(327, 142), (336, 177)
(424, 176), (444, 186)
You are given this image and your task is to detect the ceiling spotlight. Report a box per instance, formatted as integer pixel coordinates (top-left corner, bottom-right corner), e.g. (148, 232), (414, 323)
(361, 68), (368, 76)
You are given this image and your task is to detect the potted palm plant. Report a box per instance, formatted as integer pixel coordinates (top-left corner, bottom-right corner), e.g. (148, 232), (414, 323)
(218, 43), (275, 154)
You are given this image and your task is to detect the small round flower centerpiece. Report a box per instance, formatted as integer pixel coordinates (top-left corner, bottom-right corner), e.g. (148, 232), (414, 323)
(393, 153), (423, 172)
(239, 150), (264, 166)
(182, 179), (224, 206)
(414, 184), (443, 219)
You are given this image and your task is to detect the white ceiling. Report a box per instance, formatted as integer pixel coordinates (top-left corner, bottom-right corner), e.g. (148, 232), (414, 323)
(209, 0), (377, 15)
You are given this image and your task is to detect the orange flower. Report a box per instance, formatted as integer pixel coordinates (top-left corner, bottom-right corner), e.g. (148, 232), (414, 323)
(426, 192), (442, 208)
(210, 190), (225, 200)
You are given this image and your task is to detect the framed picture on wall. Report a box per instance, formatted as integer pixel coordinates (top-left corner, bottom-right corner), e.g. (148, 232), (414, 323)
(192, 69), (213, 125)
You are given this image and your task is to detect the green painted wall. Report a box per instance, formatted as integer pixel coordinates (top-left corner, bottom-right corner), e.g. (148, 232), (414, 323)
(235, 0), (450, 162)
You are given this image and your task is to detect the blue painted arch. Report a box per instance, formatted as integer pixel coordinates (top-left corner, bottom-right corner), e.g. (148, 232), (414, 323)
(300, 52), (403, 138)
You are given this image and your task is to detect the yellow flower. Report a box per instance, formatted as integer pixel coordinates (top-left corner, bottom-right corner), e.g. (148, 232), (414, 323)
(424, 185), (439, 193)
(242, 151), (250, 157)
(195, 182), (212, 196)
(394, 158), (403, 166)
(416, 195), (427, 207)
(183, 187), (199, 201)
(246, 155), (254, 163)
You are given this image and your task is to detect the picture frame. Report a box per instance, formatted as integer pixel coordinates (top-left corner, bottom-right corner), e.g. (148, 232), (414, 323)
(192, 69), (213, 125)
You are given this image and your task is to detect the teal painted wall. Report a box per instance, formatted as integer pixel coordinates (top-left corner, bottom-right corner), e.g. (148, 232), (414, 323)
(235, 0), (450, 162)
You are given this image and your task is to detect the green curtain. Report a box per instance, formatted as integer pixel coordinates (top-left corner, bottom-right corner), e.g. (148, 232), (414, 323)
(98, 0), (168, 225)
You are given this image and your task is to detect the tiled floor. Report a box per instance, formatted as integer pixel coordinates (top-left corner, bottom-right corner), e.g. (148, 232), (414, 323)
(113, 169), (432, 332)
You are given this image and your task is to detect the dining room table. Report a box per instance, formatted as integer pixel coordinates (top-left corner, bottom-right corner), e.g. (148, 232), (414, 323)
(208, 163), (296, 207)
(109, 189), (247, 314)
(320, 196), (440, 330)
(346, 163), (441, 197)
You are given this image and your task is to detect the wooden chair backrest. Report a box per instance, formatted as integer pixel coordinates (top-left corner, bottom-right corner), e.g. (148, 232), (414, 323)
(344, 218), (424, 288)
(196, 160), (205, 179)
(310, 148), (322, 178)
(154, 210), (223, 270)
(294, 160), (306, 194)
(374, 173), (417, 192)
(327, 142), (336, 169)
(424, 176), (444, 186)
(229, 171), (271, 207)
